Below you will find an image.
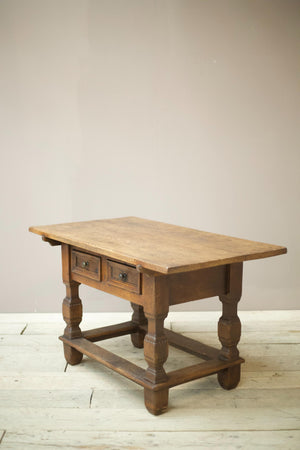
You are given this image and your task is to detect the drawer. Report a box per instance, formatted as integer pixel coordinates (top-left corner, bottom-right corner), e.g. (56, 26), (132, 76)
(71, 250), (101, 281)
(106, 260), (141, 294)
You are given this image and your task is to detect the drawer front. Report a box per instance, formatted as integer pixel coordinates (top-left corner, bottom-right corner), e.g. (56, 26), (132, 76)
(106, 260), (141, 294)
(71, 250), (101, 281)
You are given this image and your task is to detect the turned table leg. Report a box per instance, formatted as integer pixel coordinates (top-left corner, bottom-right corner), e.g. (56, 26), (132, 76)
(61, 244), (83, 365)
(218, 263), (243, 389)
(143, 275), (169, 415)
(130, 302), (147, 348)
(144, 311), (168, 414)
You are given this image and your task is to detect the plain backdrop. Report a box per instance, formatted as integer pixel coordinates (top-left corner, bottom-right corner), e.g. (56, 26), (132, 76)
(0, 0), (299, 313)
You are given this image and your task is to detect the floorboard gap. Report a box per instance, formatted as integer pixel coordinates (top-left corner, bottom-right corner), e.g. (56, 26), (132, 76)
(0, 430), (6, 445)
(20, 324), (28, 335)
(89, 388), (94, 408)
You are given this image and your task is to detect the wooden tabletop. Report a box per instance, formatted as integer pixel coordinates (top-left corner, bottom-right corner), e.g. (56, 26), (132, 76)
(29, 217), (287, 274)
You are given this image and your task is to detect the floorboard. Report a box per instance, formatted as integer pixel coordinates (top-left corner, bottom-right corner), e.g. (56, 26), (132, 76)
(2, 430), (300, 450)
(0, 311), (299, 449)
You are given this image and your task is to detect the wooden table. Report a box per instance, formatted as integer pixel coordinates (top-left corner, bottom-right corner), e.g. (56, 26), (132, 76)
(29, 217), (287, 415)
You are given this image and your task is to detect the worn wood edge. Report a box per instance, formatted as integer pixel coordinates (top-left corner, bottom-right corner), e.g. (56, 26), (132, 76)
(28, 227), (287, 275)
(162, 247), (287, 274)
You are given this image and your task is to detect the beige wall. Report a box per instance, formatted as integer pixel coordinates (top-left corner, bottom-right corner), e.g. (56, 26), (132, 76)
(1, 0), (299, 313)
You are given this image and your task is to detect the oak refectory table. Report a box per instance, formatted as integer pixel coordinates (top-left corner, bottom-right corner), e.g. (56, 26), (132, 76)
(29, 217), (287, 415)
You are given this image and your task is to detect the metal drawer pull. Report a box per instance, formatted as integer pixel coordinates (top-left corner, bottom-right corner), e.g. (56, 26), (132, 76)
(82, 261), (89, 268)
(119, 272), (128, 282)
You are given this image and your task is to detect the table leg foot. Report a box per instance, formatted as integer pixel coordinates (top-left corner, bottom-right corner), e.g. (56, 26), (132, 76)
(131, 332), (145, 349)
(63, 343), (83, 365)
(144, 388), (169, 415)
(218, 364), (241, 390)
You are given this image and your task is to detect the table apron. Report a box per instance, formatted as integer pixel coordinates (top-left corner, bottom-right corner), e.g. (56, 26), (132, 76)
(71, 261), (228, 307)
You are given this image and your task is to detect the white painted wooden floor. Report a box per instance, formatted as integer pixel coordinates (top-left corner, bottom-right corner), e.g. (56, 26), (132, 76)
(0, 311), (299, 449)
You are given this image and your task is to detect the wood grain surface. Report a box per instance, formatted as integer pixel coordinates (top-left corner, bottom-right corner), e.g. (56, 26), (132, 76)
(29, 217), (287, 274)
